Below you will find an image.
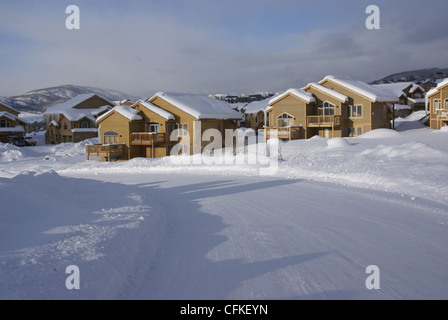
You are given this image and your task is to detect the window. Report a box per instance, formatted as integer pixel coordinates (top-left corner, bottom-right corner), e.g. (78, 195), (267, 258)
(318, 102), (335, 116)
(434, 99), (441, 110)
(81, 121), (90, 128)
(73, 123), (77, 128)
(146, 122), (160, 133)
(167, 123), (175, 137)
(346, 105), (362, 118)
(104, 131), (119, 144)
(175, 124), (188, 136)
(277, 113), (293, 127)
(217, 122), (222, 132)
(414, 93), (422, 99)
(343, 127), (362, 137)
(63, 123), (68, 130)
(445, 99), (448, 110)
(0, 120), (6, 128)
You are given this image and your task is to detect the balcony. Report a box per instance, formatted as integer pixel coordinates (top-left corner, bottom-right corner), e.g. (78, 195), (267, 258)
(131, 133), (165, 145)
(86, 144), (125, 161)
(307, 115), (341, 127)
(264, 126), (302, 140)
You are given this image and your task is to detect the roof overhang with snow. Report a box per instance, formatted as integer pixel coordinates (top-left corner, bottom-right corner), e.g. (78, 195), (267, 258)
(303, 83), (349, 103)
(148, 92), (243, 120)
(96, 105), (143, 123)
(269, 89), (316, 105)
(320, 76), (398, 103)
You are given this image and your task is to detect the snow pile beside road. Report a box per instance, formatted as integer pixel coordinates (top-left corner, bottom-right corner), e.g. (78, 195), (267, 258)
(0, 170), (167, 299)
(0, 143), (24, 162)
(50, 138), (98, 157)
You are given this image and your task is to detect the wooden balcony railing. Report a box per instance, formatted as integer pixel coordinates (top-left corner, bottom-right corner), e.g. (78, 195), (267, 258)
(264, 126), (302, 140)
(307, 115), (341, 127)
(86, 144), (125, 160)
(131, 133), (165, 145)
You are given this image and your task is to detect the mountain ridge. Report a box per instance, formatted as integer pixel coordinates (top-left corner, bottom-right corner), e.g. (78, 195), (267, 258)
(0, 85), (140, 113)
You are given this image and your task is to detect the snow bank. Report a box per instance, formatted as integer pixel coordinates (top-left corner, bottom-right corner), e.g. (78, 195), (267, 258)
(50, 138), (98, 157)
(357, 129), (400, 139)
(327, 137), (351, 149)
(439, 126), (448, 132)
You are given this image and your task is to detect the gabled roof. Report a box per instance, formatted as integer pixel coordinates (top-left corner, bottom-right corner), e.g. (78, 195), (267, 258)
(243, 99), (270, 115)
(97, 105), (143, 123)
(148, 92), (243, 120)
(269, 88), (315, 105)
(303, 83), (349, 103)
(0, 111), (27, 124)
(320, 76), (398, 102)
(0, 102), (20, 115)
(427, 78), (448, 97)
(44, 94), (113, 121)
(136, 100), (175, 120)
(372, 82), (413, 98)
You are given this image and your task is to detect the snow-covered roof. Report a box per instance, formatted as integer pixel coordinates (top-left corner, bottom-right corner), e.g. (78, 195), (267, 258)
(243, 99), (269, 115)
(71, 128), (98, 133)
(96, 105), (143, 123)
(149, 92), (243, 120)
(269, 88), (316, 105)
(136, 100), (175, 120)
(49, 120), (60, 127)
(372, 82), (413, 98)
(408, 98), (425, 104)
(321, 76), (398, 102)
(44, 94), (113, 121)
(427, 78), (448, 98)
(394, 104), (412, 110)
(0, 102), (20, 114)
(0, 111), (19, 122)
(409, 83), (424, 94)
(304, 83), (349, 103)
(0, 125), (25, 133)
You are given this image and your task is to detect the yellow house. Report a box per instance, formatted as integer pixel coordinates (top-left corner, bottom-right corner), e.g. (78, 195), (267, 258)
(265, 75), (398, 140)
(0, 102), (27, 143)
(44, 94), (114, 144)
(90, 92), (242, 161)
(426, 78), (448, 130)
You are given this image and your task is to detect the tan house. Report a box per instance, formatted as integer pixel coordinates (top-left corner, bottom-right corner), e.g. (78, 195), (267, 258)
(242, 99), (268, 131)
(0, 102), (27, 143)
(265, 75), (398, 140)
(426, 78), (448, 130)
(43, 94), (114, 144)
(89, 92), (242, 161)
(373, 82), (426, 116)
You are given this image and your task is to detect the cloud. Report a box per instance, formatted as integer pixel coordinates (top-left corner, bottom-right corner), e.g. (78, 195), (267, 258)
(0, 0), (447, 97)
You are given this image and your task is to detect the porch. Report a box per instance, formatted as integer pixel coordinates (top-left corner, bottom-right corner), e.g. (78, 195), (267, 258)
(86, 144), (125, 161)
(130, 133), (165, 145)
(307, 115), (341, 127)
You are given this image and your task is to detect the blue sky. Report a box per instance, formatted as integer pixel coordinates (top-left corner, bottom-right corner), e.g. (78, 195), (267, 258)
(1, 0), (447, 97)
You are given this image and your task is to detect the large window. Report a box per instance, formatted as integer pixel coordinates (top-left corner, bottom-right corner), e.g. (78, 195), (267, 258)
(146, 122), (160, 133)
(277, 113), (293, 127)
(434, 99), (441, 110)
(81, 120), (90, 128)
(104, 131), (119, 145)
(318, 102), (335, 116)
(0, 119), (6, 128)
(345, 105), (362, 118)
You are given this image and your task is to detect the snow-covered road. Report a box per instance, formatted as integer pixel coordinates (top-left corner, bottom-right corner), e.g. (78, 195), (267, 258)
(73, 173), (448, 300)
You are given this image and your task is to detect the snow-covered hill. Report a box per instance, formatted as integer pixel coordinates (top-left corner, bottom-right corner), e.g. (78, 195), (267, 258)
(372, 67), (448, 84)
(0, 85), (140, 113)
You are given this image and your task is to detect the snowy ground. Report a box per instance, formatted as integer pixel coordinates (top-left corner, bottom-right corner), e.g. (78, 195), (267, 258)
(1, 114), (447, 300)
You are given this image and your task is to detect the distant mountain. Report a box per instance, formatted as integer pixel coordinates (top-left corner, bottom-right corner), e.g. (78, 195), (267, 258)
(0, 85), (140, 113)
(371, 68), (448, 84)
